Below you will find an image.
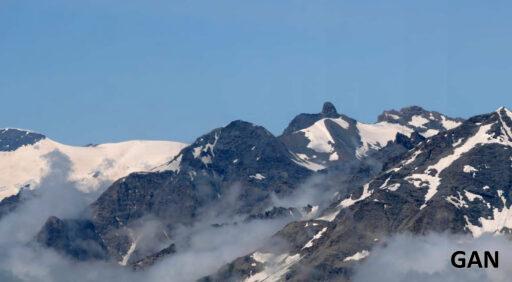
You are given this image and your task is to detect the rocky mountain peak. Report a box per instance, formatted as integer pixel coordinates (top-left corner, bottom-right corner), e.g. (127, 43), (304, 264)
(282, 102), (343, 135)
(321, 102), (338, 116)
(496, 106), (512, 119)
(378, 106), (464, 137)
(223, 120), (273, 137)
(378, 105), (433, 122)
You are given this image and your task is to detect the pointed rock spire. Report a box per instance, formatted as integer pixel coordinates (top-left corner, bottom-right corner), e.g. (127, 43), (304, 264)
(321, 102), (338, 116)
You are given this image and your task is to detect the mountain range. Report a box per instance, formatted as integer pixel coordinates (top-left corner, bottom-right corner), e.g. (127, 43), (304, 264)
(1, 103), (511, 282)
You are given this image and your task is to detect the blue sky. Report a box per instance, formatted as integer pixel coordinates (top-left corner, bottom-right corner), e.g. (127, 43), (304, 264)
(1, 0), (511, 145)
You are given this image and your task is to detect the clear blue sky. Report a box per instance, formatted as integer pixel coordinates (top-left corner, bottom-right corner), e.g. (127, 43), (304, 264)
(1, 0), (511, 145)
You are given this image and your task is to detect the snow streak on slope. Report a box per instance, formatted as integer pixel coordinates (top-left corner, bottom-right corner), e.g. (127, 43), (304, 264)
(0, 138), (187, 200)
(245, 252), (301, 282)
(409, 116), (429, 128)
(291, 154), (326, 171)
(302, 227), (328, 249)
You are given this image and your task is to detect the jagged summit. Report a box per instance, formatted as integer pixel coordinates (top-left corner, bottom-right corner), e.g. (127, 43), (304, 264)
(496, 106), (512, 117)
(378, 105), (464, 137)
(281, 102), (346, 135)
(395, 105), (427, 114)
(157, 119), (310, 175)
(224, 120), (272, 136)
(378, 105), (440, 121)
(321, 102), (338, 116)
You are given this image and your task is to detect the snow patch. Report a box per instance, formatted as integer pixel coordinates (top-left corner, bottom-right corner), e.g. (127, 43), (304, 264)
(355, 122), (413, 158)
(446, 192), (468, 209)
(330, 117), (350, 129)
(292, 155), (326, 172)
(155, 154), (183, 173)
(422, 129), (439, 137)
(249, 173), (266, 180)
(297, 117), (349, 157)
(120, 232), (140, 266)
(192, 133), (220, 165)
(339, 183), (372, 208)
(386, 183), (401, 192)
(317, 209), (341, 222)
(403, 150), (422, 166)
(441, 116), (462, 130)
(452, 138), (464, 147)
(409, 115), (429, 128)
(343, 250), (370, 262)
(385, 113), (400, 120)
(465, 190), (483, 202)
(246, 252), (301, 282)
(300, 119), (335, 153)
(463, 165), (478, 174)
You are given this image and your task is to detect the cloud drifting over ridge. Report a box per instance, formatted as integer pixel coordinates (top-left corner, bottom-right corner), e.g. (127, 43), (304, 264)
(5, 151), (511, 282)
(0, 150), (141, 282)
(0, 150), (293, 282)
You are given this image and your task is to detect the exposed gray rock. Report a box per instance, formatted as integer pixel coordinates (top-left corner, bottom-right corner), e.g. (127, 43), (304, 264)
(378, 105), (464, 136)
(36, 216), (108, 261)
(0, 128), (45, 151)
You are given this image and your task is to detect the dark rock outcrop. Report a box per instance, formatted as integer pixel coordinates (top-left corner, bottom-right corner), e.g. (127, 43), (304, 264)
(0, 128), (45, 151)
(36, 216), (108, 261)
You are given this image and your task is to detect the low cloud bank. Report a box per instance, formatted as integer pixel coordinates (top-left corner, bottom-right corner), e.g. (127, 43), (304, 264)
(0, 151), (294, 282)
(4, 152), (511, 282)
(353, 233), (512, 282)
(0, 151), (142, 282)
